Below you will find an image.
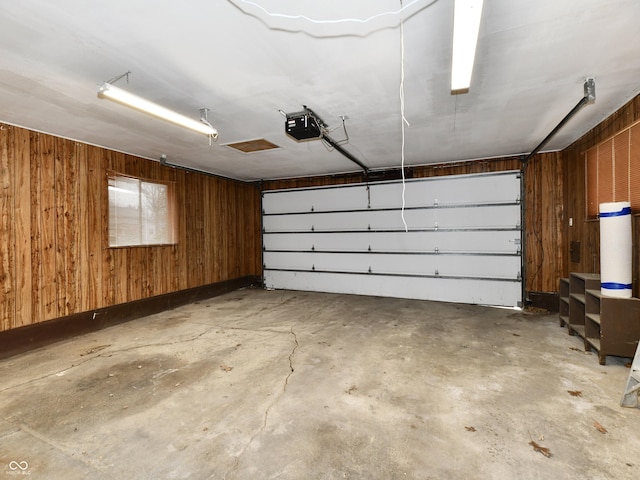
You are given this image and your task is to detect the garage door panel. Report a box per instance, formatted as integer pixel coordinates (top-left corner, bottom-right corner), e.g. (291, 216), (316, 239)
(262, 185), (369, 214)
(263, 205), (520, 232)
(370, 230), (520, 253)
(265, 251), (520, 278)
(264, 270), (521, 307)
(263, 230), (521, 254)
(262, 171), (522, 307)
(368, 175), (520, 208)
(263, 175), (520, 214)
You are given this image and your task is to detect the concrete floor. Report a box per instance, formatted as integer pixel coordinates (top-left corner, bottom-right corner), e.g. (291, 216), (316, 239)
(1, 288), (639, 479)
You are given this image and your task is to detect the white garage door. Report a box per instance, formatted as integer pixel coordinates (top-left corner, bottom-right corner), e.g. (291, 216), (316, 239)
(262, 171), (522, 307)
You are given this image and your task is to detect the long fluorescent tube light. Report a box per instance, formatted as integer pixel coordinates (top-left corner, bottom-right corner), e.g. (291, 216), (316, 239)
(451, 0), (484, 92)
(98, 82), (218, 137)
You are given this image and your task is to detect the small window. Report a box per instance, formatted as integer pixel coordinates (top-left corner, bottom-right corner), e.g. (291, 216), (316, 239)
(585, 121), (640, 218)
(108, 173), (176, 247)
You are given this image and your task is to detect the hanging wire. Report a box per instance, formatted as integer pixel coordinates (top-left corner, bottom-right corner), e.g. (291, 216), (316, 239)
(399, 0), (410, 233)
(326, 116), (350, 145)
(321, 137), (334, 152)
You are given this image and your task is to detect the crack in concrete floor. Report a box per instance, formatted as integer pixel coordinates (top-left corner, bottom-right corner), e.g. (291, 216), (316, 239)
(0, 325), (221, 394)
(224, 327), (299, 480)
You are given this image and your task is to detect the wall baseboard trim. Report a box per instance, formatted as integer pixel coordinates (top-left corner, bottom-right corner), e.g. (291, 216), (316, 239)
(0, 275), (262, 360)
(526, 291), (559, 313)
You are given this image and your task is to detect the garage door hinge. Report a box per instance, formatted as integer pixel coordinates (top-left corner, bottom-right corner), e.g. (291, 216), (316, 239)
(517, 272), (522, 281)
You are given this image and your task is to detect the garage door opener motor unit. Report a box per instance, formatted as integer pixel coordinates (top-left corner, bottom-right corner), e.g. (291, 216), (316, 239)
(285, 107), (324, 141)
(283, 105), (369, 173)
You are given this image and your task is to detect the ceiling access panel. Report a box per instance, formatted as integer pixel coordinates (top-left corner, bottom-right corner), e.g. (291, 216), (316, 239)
(262, 171), (523, 307)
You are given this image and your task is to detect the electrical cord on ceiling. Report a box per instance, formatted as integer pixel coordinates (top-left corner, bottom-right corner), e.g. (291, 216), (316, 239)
(399, 0), (410, 233)
(321, 137), (335, 152)
(233, 0), (426, 24)
(326, 116), (350, 145)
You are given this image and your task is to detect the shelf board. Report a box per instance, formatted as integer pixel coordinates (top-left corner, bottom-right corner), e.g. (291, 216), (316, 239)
(586, 337), (601, 352)
(560, 297), (569, 305)
(586, 288), (601, 298)
(570, 272), (601, 282)
(585, 313), (601, 325)
(569, 324), (586, 339)
(559, 314), (569, 327)
(570, 293), (586, 303)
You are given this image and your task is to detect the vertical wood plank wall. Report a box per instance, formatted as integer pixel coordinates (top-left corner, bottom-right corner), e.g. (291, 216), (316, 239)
(561, 95), (640, 296)
(262, 154), (565, 295)
(523, 152), (565, 295)
(0, 123), (262, 333)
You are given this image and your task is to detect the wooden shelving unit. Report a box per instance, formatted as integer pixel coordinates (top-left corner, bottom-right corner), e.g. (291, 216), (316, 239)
(560, 272), (640, 365)
(585, 289), (640, 365)
(567, 273), (601, 341)
(559, 277), (569, 327)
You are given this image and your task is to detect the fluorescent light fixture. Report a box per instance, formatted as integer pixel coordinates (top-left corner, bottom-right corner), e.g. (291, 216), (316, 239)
(98, 82), (218, 138)
(451, 0), (484, 92)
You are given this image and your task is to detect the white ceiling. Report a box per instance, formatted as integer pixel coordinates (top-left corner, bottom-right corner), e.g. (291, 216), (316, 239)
(1, 0), (640, 181)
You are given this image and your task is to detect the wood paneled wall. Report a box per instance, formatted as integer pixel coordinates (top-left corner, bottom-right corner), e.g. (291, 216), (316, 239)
(561, 95), (640, 296)
(0, 124), (262, 332)
(263, 154), (564, 295)
(522, 152), (565, 295)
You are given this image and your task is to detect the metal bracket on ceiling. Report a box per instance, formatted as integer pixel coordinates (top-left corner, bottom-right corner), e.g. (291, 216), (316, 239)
(584, 77), (596, 104)
(522, 77), (596, 164)
(105, 70), (131, 85)
(199, 108), (219, 143)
